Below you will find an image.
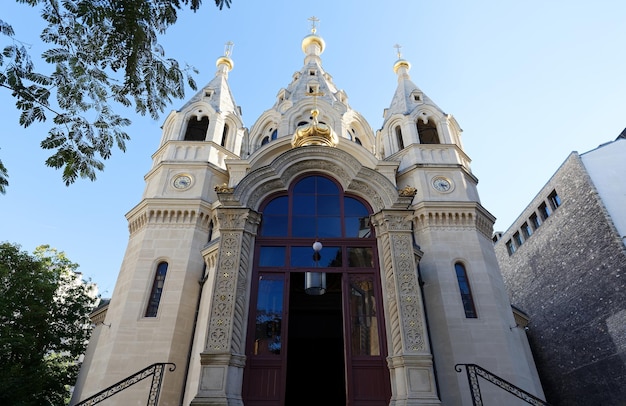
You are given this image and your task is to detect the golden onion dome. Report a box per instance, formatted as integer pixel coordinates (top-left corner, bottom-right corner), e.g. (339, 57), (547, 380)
(301, 34), (326, 54)
(393, 58), (411, 74)
(216, 55), (234, 71)
(291, 108), (337, 147)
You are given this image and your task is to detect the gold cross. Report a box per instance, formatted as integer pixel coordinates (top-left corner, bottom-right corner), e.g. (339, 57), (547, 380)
(394, 43), (402, 59)
(224, 41), (234, 57)
(306, 89), (324, 110)
(308, 16), (320, 34)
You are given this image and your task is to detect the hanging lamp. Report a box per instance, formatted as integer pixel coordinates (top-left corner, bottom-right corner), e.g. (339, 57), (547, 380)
(305, 241), (326, 295)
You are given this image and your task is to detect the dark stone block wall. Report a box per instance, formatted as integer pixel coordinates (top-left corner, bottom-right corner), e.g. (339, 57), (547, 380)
(495, 153), (626, 406)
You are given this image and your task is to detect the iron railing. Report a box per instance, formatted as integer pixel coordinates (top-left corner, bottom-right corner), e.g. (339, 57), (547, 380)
(75, 362), (176, 406)
(455, 363), (550, 406)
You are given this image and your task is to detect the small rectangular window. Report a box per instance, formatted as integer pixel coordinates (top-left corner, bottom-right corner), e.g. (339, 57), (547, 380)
(530, 213), (541, 230)
(513, 231), (523, 247)
(521, 222), (532, 239)
(548, 190), (562, 210)
(506, 240), (516, 256)
(539, 202), (551, 220)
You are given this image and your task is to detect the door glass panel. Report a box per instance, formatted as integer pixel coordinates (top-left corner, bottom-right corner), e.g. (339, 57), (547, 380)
(292, 195), (315, 215)
(317, 195), (340, 215)
(344, 197), (371, 237)
(318, 217), (341, 237)
(290, 246), (342, 267)
(258, 247), (286, 267)
(349, 275), (380, 356)
(347, 247), (374, 267)
(253, 274), (284, 356)
(291, 216), (316, 237)
(261, 215), (288, 236)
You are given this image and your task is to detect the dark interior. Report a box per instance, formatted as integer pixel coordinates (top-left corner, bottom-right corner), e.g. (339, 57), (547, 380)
(285, 272), (345, 405)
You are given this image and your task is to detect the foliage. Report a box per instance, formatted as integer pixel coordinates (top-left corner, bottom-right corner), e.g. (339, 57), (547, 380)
(0, 0), (231, 193)
(0, 242), (98, 405)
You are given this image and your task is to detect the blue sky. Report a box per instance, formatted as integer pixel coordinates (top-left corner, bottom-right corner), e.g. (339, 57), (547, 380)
(2, 1), (625, 295)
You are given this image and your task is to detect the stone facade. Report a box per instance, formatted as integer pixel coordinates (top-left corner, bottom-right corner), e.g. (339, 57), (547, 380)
(495, 145), (626, 405)
(73, 27), (545, 406)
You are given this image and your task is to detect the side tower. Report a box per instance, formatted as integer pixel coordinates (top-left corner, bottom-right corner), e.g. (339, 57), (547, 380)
(379, 51), (544, 404)
(73, 47), (244, 405)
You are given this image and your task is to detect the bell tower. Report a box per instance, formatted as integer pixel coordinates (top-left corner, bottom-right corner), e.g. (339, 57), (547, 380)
(378, 47), (543, 404)
(75, 46), (244, 406)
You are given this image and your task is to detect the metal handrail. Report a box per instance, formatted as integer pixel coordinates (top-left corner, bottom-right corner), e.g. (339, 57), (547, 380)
(455, 363), (550, 406)
(75, 362), (176, 406)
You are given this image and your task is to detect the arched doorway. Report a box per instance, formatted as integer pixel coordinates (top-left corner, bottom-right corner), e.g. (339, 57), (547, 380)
(242, 175), (391, 405)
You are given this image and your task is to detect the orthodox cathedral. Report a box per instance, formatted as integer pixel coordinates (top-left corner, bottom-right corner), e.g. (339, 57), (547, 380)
(72, 21), (545, 406)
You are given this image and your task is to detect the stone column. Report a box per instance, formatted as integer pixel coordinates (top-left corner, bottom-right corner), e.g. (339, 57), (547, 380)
(191, 205), (260, 406)
(371, 210), (441, 406)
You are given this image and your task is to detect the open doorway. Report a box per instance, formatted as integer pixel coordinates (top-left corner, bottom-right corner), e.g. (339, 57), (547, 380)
(285, 272), (345, 405)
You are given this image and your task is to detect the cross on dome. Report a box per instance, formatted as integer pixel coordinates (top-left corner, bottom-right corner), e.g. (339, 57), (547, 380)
(394, 44), (403, 59)
(224, 41), (234, 57)
(308, 16), (320, 34)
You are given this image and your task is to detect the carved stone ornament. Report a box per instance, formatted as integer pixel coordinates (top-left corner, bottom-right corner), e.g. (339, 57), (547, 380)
(214, 183), (234, 193)
(398, 185), (417, 197)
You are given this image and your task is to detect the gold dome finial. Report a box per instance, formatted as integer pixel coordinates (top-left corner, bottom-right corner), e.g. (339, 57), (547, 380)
(302, 16), (325, 54)
(392, 43), (411, 74)
(216, 41), (234, 72)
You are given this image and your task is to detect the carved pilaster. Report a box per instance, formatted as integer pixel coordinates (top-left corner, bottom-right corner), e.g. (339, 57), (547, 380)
(372, 210), (441, 405)
(372, 210), (427, 354)
(192, 206), (260, 405)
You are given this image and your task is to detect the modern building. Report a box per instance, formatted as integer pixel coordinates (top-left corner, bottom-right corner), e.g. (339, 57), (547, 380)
(494, 132), (626, 405)
(72, 25), (545, 406)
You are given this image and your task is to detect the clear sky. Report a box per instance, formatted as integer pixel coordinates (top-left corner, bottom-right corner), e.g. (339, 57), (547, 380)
(1, 1), (625, 296)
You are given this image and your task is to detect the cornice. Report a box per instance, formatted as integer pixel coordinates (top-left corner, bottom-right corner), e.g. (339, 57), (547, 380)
(412, 201), (495, 239)
(125, 198), (215, 235)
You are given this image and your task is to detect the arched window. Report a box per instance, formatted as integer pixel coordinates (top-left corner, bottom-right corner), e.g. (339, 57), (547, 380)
(221, 124), (229, 147)
(260, 175), (372, 239)
(454, 262), (477, 318)
(261, 136), (270, 145)
(271, 129), (278, 140)
(145, 262), (168, 317)
(417, 119), (440, 144)
(355, 137), (362, 145)
(395, 126), (404, 150)
(184, 116), (209, 141)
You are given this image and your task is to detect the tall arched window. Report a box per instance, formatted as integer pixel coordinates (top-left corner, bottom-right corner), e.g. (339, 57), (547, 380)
(417, 119), (440, 144)
(207, 220), (214, 243)
(271, 129), (278, 140)
(454, 262), (477, 318)
(145, 262), (168, 317)
(395, 126), (404, 150)
(184, 116), (209, 141)
(221, 124), (229, 147)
